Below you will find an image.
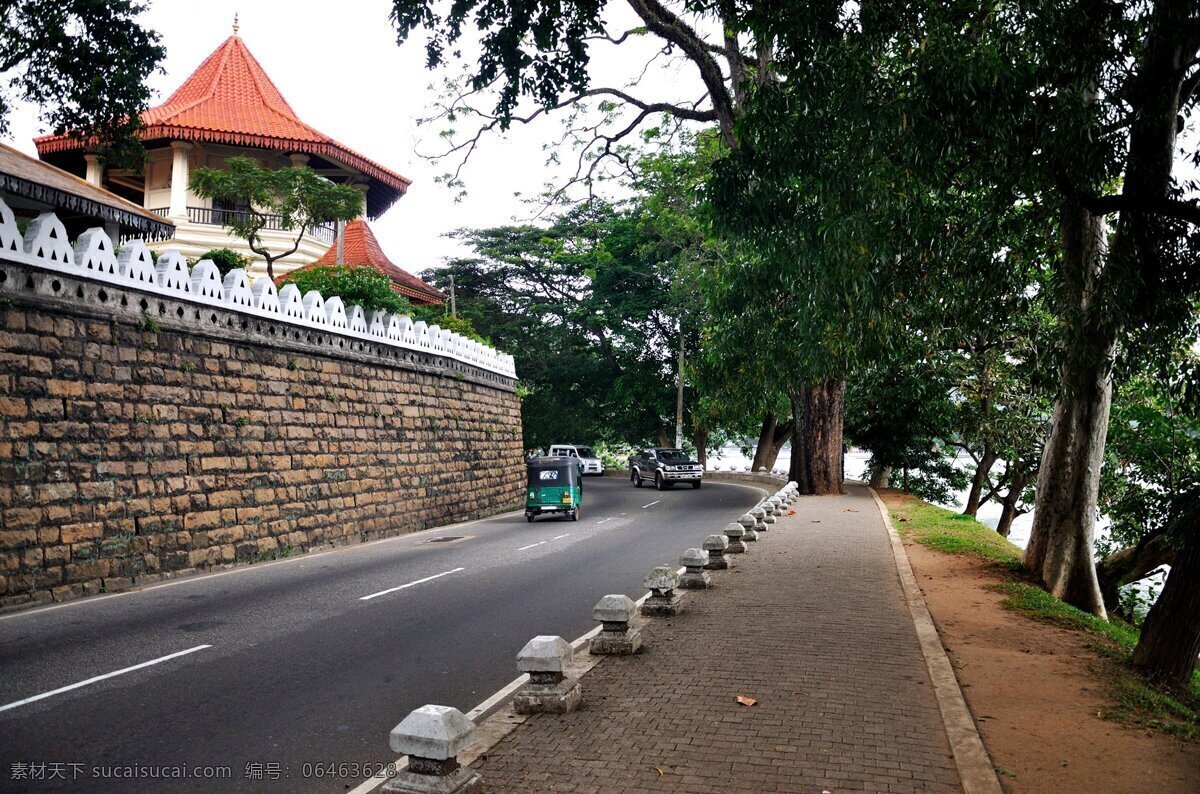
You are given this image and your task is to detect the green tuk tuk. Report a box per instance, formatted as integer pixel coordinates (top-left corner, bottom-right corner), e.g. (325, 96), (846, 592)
(525, 457), (583, 522)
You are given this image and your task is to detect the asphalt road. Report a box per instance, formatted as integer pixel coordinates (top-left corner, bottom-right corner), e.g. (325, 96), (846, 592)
(0, 477), (764, 792)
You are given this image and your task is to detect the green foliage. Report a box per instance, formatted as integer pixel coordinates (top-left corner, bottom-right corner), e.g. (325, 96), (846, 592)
(190, 158), (363, 279)
(194, 248), (249, 277)
(0, 0), (164, 166)
(410, 306), (486, 345)
(279, 265), (411, 316)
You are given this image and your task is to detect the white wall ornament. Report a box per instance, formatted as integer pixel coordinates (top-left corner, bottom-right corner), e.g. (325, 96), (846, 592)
(73, 228), (119, 278)
(384, 313), (403, 342)
(0, 197), (517, 380)
(24, 213), (74, 268)
(347, 304), (367, 334)
(0, 198), (22, 257)
(277, 284), (305, 320)
(252, 276), (281, 315)
(223, 268), (253, 308)
(324, 296), (348, 329)
(301, 290), (326, 325)
(190, 260), (224, 301)
(155, 250), (193, 295)
(117, 240), (157, 286)
(368, 309), (387, 337)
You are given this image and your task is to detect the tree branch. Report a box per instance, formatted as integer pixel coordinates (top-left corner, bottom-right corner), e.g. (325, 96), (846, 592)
(1083, 193), (1200, 225)
(624, 0), (737, 147)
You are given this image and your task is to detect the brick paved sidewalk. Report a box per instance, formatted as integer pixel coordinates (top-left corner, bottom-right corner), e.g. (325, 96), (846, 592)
(471, 484), (961, 793)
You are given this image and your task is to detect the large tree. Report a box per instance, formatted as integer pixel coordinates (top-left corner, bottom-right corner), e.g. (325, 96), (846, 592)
(0, 0), (164, 164)
(389, 0), (855, 492)
(190, 157), (364, 282)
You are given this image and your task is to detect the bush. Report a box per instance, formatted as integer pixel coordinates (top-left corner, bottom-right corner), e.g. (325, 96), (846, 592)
(278, 265), (412, 315)
(194, 247), (249, 276)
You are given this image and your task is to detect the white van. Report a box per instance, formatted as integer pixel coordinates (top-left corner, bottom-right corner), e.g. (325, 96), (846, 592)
(548, 444), (605, 475)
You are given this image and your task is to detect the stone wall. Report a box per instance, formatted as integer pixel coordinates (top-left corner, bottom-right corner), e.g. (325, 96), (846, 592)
(0, 213), (523, 610)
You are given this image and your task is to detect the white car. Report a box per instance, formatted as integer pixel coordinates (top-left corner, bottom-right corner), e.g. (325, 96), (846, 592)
(548, 444), (605, 475)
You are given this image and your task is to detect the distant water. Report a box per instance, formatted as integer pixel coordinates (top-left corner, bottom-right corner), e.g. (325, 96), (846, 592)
(709, 444), (1168, 609)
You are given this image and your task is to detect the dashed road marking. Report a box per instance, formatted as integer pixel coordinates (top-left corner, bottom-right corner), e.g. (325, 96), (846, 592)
(359, 568), (465, 601)
(641, 501), (660, 509)
(0, 644), (212, 713)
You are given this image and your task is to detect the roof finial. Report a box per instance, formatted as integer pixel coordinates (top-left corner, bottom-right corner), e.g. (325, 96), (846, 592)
(232, 12), (240, 35)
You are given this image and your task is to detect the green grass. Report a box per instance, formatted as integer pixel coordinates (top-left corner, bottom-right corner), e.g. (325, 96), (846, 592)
(889, 493), (1199, 742)
(888, 499), (1023, 564)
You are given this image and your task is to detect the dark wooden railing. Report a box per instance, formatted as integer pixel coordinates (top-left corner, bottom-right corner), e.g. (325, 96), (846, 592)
(148, 206), (337, 244)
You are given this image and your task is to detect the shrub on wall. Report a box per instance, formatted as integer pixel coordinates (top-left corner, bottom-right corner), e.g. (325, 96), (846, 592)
(279, 265), (412, 315)
(194, 247), (249, 276)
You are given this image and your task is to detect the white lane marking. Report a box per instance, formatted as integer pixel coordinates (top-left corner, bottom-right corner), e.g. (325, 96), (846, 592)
(551, 534), (570, 541)
(641, 500), (660, 509)
(359, 568), (465, 601)
(517, 542), (545, 551)
(595, 517), (613, 525)
(0, 644), (212, 713)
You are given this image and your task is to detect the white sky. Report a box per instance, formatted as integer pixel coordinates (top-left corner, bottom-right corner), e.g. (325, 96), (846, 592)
(2, 0), (704, 271)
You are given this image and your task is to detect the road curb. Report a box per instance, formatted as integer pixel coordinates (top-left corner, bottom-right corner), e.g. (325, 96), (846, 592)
(867, 485), (1003, 794)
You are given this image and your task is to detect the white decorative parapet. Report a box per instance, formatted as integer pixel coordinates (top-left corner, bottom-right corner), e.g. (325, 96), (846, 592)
(0, 198), (518, 380)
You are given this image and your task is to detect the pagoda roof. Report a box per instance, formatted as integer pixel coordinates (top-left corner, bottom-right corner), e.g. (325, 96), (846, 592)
(34, 35), (411, 219)
(299, 219), (445, 305)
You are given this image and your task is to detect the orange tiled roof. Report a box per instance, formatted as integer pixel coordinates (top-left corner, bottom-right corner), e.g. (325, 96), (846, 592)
(297, 219), (445, 305)
(34, 36), (411, 219)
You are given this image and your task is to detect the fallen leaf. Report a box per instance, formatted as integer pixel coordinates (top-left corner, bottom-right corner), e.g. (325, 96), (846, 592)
(898, 517), (909, 522)
(787, 510), (796, 515)
(810, 520), (821, 523)
(843, 508), (858, 512)
(736, 695), (758, 707)
(654, 767), (664, 777)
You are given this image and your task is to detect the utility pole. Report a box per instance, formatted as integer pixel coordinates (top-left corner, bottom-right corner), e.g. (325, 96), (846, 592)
(449, 275), (457, 318)
(675, 319), (684, 449)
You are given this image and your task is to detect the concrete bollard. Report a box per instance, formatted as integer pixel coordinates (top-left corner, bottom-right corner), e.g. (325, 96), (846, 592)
(739, 512), (759, 542)
(382, 705), (482, 794)
(750, 506), (768, 533)
(724, 522), (747, 553)
(641, 565), (683, 616)
(703, 533), (731, 569)
(678, 548), (711, 589)
(760, 502), (777, 524)
(513, 635), (582, 714)
(589, 594), (642, 655)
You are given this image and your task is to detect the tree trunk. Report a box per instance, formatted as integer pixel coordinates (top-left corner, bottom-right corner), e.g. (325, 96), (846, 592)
(693, 428), (708, 470)
(751, 412), (778, 472)
(1026, 200), (1112, 618)
(787, 380), (844, 495)
(868, 465), (892, 489)
(963, 444), (999, 517)
(1131, 530), (1199, 689)
(995, 463), (1029, 538)
(1096, 534), (1177, 616)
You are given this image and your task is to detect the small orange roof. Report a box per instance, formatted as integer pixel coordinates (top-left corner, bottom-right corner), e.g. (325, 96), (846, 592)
(300, 219), (445, 305)
(35, 36), (411, 219)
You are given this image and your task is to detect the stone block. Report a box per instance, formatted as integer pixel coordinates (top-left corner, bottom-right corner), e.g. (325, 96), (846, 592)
(724, 522), (747, 554)
(703, 533), (731, 570)
(678, 547), (711, 589)
(589, 594), (642, 655)
(513, 675), (582, 715)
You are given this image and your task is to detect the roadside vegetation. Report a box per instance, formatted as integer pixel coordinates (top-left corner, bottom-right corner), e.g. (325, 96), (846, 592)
(890, 495), (1199, 741)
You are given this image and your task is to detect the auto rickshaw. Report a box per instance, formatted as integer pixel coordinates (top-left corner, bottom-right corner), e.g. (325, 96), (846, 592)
(525, 456), (583, 522)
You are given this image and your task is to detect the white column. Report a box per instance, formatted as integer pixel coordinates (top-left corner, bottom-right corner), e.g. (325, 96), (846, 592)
(288, 153), (310, 168)
(168, 141), (193, 220)
(84, 153), (103, 187)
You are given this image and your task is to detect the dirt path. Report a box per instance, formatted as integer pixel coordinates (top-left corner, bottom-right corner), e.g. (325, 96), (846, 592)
(879, 490), (1199, 793)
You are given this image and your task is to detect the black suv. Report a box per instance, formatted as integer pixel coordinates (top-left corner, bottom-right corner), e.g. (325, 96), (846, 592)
(628, 448), (703, 490)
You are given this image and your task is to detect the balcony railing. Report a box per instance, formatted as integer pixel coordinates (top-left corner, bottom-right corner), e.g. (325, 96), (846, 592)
(148, 207), (338, 244)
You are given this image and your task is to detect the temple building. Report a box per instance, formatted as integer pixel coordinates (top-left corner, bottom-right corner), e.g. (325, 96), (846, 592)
(32, 31), (439, 301)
